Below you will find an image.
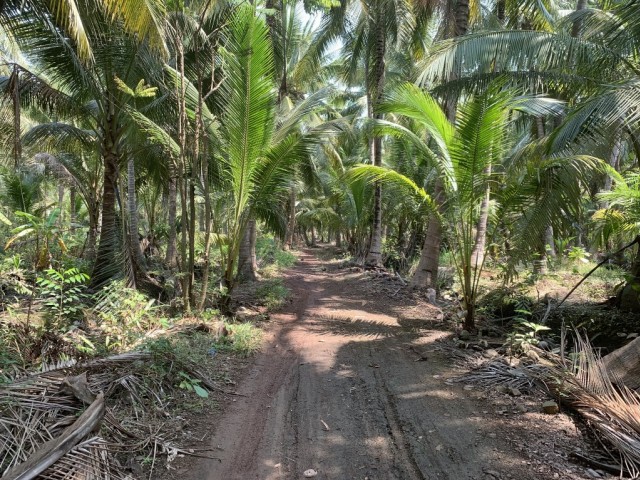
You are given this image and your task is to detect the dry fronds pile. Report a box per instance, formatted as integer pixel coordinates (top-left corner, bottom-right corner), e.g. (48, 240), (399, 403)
(544, 333), (640, 477)
(0, 351), (214, 479)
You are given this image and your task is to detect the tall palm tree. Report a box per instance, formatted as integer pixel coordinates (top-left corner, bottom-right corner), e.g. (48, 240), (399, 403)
(309, 0), (433, 267)
(1, 1), (168, 291)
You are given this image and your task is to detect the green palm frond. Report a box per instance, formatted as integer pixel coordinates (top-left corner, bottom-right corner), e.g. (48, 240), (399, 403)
(418, 30), (629, 88)
(100, 0), (168, 57)
(221, 4), (275, 226)
(22, 122), (96, 153)
(378, 83), (454, 156)
(346, 164), (438, 217)
(549, 81), (640, 152)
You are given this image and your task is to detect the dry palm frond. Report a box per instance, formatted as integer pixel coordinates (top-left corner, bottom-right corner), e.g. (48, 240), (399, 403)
(545, 332), (640, 477)
(0, 348), (220, 477)
(38, 437), (128, 480)
(457, 359), (548, 391)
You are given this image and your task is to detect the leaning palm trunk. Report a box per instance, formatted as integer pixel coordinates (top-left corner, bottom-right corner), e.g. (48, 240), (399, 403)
(410, 2), (469, 287)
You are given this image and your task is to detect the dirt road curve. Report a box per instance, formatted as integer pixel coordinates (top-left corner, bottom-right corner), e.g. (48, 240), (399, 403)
(188, 250), (562, 480)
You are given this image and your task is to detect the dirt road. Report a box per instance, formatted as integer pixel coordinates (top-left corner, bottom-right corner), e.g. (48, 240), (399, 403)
(188, 250), (589, 480)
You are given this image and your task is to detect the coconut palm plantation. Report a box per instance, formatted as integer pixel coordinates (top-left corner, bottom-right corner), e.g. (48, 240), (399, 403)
(2, 0), (640, 479)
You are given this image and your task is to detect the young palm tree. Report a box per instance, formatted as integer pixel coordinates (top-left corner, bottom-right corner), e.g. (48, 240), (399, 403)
(351, 83), (598, 329)
(181, 5), (322, 306)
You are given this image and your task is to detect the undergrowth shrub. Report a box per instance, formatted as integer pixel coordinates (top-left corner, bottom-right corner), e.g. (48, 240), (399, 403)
(257, 235), (296, 277)
(479, 285), (534, 319)
(91, 281), (165, 351)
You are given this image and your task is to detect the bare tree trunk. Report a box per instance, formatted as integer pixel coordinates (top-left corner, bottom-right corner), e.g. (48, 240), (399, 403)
(237, 218), (258, 282)
(335, 230), (341, 248)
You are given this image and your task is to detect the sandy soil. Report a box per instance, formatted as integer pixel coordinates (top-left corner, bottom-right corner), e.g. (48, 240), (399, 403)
(180, 249), (604, 480)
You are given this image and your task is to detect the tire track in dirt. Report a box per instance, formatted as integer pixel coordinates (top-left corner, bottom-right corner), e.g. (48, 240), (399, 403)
(187, 249), (547, 480)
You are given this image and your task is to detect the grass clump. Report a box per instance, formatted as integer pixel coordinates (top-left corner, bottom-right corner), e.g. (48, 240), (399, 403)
(216, 321), (263, 357)
(255, 278), (289, 309)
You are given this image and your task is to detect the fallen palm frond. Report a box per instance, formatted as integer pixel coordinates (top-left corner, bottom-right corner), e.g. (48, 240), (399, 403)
(457, 359), (548, 391)
(0, 350), (219, 478)
(544, 332), (640, 478)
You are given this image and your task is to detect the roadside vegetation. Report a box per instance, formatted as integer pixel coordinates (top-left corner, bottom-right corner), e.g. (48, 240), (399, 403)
(2, 0), (640, 477)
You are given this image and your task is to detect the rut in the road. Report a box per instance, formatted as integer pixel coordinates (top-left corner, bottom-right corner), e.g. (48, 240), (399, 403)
(186, 250), (547, 480)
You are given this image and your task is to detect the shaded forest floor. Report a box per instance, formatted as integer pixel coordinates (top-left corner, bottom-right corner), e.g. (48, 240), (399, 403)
(161, 248), (611, 480)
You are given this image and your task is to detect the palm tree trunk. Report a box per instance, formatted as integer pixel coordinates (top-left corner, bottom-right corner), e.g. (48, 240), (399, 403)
(11, 64), (21, 168)
(69, 186), (76, 227)
(410, 181), (444, 289)
(365, 6), (386, 268)
(127, 158), (145, 270)
(411, 1), (470, 289)
(176, 31), (191, 312)
(545, 225), (556, 258)
(455, 0), (470, 36)
(571, 0), (588, 37)
(237, 218), (258, 282)
(92, 149), (118, 287)
(497, 0), (505, 22)
(470, 178), (490, 267)
(165, 164), (178, 266)
(285, 188), (296, 250)
(57, 184), (65, 225)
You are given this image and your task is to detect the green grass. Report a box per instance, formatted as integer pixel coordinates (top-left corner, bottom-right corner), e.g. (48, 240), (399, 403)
(256, 235), (297, 277)
(254, 278), (290, 310)
(216, 322), (263, 357)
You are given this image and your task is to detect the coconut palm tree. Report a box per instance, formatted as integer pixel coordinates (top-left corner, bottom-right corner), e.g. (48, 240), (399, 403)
(350, 82), (601, 329)
(0, 1), (169, 291)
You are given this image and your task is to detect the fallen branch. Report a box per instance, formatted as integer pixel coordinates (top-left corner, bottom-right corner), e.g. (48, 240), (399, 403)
(556, 236), (640, 309)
